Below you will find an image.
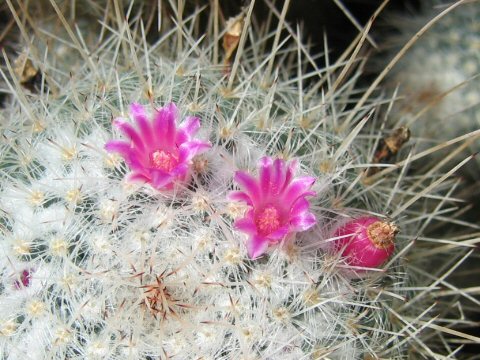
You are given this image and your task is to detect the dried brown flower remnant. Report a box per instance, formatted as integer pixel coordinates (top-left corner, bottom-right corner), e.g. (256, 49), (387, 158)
(139, 272), (189, 320)
(365, 126), (411, 177)
(223, 15), (244, 66)
(14, 52), (40, 92)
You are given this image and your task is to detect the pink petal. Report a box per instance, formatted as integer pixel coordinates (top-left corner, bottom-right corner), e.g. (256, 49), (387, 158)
(290, 198), (310, 216)
(130, 103), (145, 116)
(247, 235), (269, 259)
(234, 171), (260, 202)
(267, 225), (289, 241)
(178, 140), (211, 162)
(14, 269), (32, 289)
(151, 169), (174, 189)
(259, 157), (273, 195)
(234, 214), (257, 235)
(112, 119), (146, 153)
(126, 156), (146, 171)
(290, 212), (316, 231)
(228, 191), (253, 206)
(105, 140), (146, 169)
(105, 140), (132, 157)
(284, 159), (298, 189)
(170, 163), (189, 179)
(283, 177), (316, 205)
(271, 158), (287, 194)
(153, 103), (177, 148)
(127, 172), (150, 183)
(176, 116), (201, 144)
(130, 103), (154, 147)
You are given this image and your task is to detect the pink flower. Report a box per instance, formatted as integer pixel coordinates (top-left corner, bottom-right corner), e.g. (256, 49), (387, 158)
(14, 269), (32, 289)
(333, 216), (397, 269)
(105, 103), (211, 190)
(229, 157), (316, 258)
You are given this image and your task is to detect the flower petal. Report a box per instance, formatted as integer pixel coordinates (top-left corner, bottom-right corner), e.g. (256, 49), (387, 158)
(150, 169), (174, 189)
(127, 172), (150, 184)
(105, 140), (146, 170)
(271, 158), (287, 194)
(259, 157), (273, 195)
(247, 235), (269, 259)
(105, 140), (132, 157)
(290, 212), (316, 231)
(127, 157), (146, 171)
(130, 103), (154, 147)
(178, 140), (211, 162)
(112, 119), (146, 153)
(170, 163), (189, 179)
(267, 225), (289, 241)
(290, 198), (310, 216)
(153, 103), (177, 148)
(176, 116), (200, 144)
(284, 159), (298, 189)
(234, 171), (260, 202)
(283, 177), (316, 205)
(234, 214), (257, 235)
(228, 191), (253, 206)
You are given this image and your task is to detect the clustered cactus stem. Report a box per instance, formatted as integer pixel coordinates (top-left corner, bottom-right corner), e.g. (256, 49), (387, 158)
(0, 0), (478, 359)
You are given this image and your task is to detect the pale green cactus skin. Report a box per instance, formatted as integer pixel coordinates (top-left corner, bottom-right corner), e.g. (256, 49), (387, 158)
(0, 1), (478, 359)
(383, 1), (480, 179)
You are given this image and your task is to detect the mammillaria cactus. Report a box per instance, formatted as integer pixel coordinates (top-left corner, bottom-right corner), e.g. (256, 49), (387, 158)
(0, 1), (478, 359)
(386, 0), (479, 131)
(381, 0), (480, 182)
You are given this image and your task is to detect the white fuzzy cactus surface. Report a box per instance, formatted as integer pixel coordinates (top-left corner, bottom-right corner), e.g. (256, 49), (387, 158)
(385, 0), (480, 142)
(0, 1), (478, 359)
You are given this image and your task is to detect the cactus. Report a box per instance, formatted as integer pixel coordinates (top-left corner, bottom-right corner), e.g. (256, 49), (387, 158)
(0, 1), (478, 359)
(380, 0), (480, 182)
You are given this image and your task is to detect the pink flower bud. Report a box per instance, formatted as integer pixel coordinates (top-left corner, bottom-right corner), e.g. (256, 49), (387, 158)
(14, 269), (32, 289)
(333, 216), (397, 269)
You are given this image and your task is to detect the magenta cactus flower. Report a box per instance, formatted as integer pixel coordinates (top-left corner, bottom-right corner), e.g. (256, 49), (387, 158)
(333, 216), (397, 269)
(229, 157), (316, 258)
(14, 269), (32, 289)
(105, 103), (211, 190)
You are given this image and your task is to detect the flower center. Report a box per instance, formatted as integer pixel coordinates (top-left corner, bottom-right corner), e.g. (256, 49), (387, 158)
(150, 149), (178, 172)
(255, 205), (281, 235)
(367, 221), (398, 249)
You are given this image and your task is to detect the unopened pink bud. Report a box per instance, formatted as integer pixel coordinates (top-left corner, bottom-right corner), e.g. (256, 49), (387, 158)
(334, 216), (397, 269)
(14, 269), (32, 289)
